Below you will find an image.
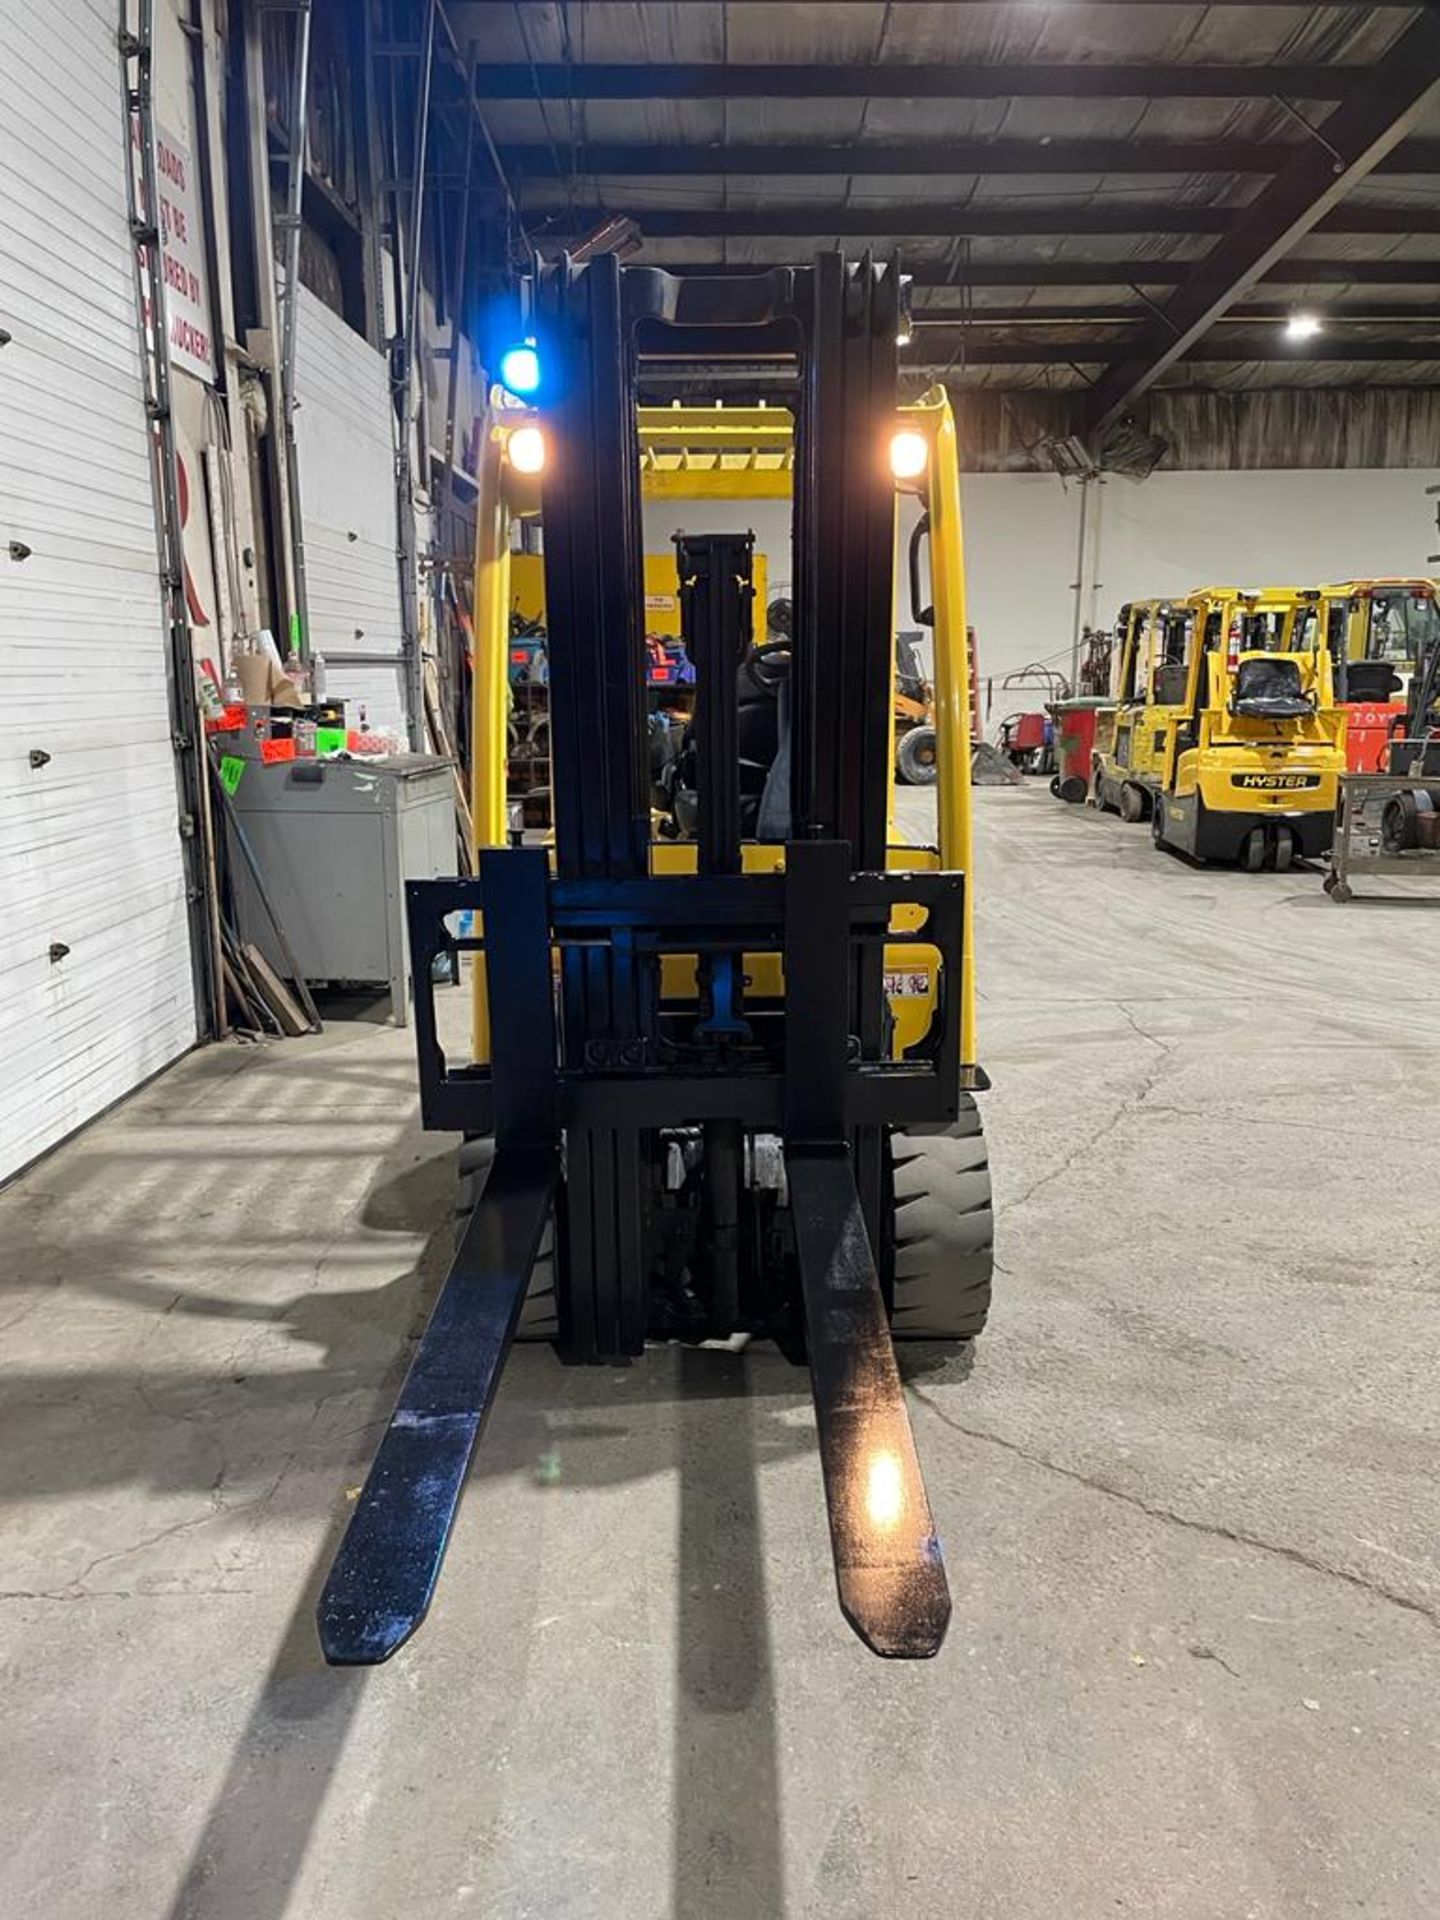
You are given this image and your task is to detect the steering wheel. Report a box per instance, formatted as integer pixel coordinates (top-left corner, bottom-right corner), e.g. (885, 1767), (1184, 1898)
(742, 640), (792, 693)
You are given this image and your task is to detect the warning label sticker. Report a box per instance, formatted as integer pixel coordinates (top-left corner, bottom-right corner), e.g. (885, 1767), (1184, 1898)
(884, 970), (931, 999)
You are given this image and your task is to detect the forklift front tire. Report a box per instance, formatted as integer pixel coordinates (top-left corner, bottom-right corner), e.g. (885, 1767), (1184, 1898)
(886, 1102), (994, 1341)
(1118, 782), (1146, 824)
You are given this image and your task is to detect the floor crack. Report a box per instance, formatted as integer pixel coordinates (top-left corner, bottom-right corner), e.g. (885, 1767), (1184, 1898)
(909, 1384), (1439, 1632)
(998, 1005), (1176, 1217)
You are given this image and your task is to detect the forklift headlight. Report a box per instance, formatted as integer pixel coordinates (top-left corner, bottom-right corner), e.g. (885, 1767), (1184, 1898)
(507, 425), (547, 475)
(889, 429), (929, 481)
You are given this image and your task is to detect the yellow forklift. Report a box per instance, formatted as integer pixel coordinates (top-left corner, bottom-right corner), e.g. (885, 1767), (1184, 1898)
(1095, 587), (1346, 870)
(1315, 579), (1439, 773)
(317, 257), (989, 1666)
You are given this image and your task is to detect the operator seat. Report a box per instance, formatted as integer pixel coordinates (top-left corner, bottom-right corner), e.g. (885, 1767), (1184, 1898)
(1231, 656), (1313, 720)
(736, 641), (792, 839)
(655, 640), (794, 841)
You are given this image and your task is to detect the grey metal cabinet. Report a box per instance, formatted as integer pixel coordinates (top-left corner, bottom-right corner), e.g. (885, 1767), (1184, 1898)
(228, 755), (456, 1024)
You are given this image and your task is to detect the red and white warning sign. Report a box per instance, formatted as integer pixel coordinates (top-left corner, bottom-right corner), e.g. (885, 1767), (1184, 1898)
(141, 122), (217, 384)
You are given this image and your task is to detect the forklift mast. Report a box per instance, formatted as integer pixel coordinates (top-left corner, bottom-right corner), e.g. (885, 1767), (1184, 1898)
(315, 255), (982, 1670)
(539, 255), (897, 875)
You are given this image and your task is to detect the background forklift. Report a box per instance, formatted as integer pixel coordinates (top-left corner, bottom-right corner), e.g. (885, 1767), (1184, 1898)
(892, 614), (982, 786)
(1378, 612), (1440, 852)
(894, 628), (939, 784)
(1314, 578), (1439, 773)
(316, 256), (990, 1668)
(1322, 605), (1440, 896)
(1095, 587), (1346, 869)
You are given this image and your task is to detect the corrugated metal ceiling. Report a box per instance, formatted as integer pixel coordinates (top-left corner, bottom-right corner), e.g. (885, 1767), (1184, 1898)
(463, 3), (1411, 67)
(454, 2), (1440, 397)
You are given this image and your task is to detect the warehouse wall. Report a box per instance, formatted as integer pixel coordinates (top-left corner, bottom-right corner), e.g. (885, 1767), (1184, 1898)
(646, 470), (1437, 738)
(962, 468), (1438, 713)
(641, 498), (794, 614)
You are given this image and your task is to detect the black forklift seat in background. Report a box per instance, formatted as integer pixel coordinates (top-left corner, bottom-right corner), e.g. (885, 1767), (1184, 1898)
(1346, 659), (1403, 702)
(1153, 662), (1188, 706)
(1231, 656), (1313, 719)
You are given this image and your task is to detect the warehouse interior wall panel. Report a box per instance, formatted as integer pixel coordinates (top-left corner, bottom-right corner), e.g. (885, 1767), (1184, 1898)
(958, 468), (1439, 695)
(292, 285), (407, 735)
(0, 0), (199, 1184)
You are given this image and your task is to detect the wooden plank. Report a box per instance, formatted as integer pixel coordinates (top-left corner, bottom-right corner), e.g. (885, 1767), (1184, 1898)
(423, 652), (475, 874)
(241, 943), (309, 1037)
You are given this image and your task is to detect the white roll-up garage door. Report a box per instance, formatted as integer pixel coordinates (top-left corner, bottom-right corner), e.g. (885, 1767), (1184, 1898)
(0, 0), (199, 1183)
(293, 286), (408, 735)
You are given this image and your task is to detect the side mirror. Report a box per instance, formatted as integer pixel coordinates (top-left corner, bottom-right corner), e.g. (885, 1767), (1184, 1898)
(908, 513), (934, 628)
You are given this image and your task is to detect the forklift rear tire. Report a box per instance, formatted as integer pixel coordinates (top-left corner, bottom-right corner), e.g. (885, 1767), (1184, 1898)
(1269, 827), (1294, 874)
(1118, 782), (1145, 824)
(1150, 802), (1166, 848)
(457, 1136), (560, 1341)
(897, 725), (939, 787)
(886, 1101), (994, 1341)
(1240, 827), (1266, 873)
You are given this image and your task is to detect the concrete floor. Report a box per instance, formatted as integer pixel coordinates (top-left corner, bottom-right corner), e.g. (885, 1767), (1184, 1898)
(2, 784), (1438, 1920)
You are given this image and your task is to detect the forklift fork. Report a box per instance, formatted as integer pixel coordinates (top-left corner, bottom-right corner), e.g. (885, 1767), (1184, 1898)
(784, 837), (950, 1658)
(789, 1150), (951, 1657)
(319, 846), (561, 1666)
(317, 1149), (555, 1665)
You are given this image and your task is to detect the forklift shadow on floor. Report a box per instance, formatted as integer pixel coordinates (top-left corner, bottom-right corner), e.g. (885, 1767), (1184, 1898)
(152, 1139), (979, 1919)
(110, 1125), (956, 1920)
(150, 1346), (799, 1920)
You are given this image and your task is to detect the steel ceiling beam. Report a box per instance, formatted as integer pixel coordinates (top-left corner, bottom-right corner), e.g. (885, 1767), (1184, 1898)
(913, 302), (1440, 327)
(901, 337), (1440, 366)
(498, 137), (1440, 180)
(531, 203), (1440, 240)
(476, 61), (1348, 101)
(646, 258), (1440, 291)
(506, 2), (1417, 10)
(1083, 9), (1440, 431)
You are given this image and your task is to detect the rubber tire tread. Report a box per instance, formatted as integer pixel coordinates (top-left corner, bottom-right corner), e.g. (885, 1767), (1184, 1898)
(888, 1098), (994, 1341)
(897, 726), (939, 787)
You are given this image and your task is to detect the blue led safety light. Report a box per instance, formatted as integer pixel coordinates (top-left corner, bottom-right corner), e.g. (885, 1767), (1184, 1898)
(498, 341), (541, 398)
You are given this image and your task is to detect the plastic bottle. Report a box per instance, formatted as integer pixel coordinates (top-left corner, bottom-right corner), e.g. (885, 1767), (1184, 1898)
(285, 647), (311, 702)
